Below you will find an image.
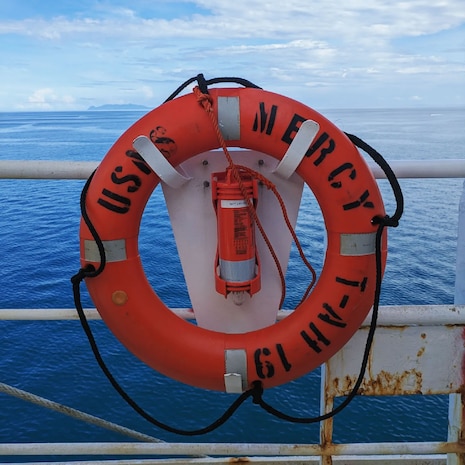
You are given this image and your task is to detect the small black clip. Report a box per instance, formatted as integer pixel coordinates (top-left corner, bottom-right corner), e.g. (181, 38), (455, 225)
(196, 73), (209, 95)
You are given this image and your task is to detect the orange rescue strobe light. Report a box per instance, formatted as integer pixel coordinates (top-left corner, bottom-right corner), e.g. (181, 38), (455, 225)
(212, 167), (261, 305)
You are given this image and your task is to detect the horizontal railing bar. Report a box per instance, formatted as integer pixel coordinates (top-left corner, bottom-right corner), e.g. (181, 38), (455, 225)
(0, 158), (464, 180)
(0, 457), (447, 465)
(1, 305), (464, 326)
(0, 308), (193, 321)
(0, 440), (463, 456)
(369, 159), (465, 179)
(0, 160), (97, 179)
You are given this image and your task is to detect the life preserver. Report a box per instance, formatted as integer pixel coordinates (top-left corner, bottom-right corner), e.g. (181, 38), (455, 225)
(80, 86), (386, 392)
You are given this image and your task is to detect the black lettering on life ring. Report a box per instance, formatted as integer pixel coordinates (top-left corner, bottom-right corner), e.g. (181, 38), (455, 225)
(149, 127), (177, 159)
(97, 188), (131, 214)
(343, 189), (375, 210)
(305, 132), (335, 166)
(252, 102), (278, 135)
(300, 322), (331, 353)
(254, 347), (275, 379)
(339, 294), (349, 308)
(281, 113), (305, 144)
(318, 302), (347, 328)
(328, 162), (356, 188)
(336, 276), (368, 292)
(97, 159), (150, 214)
(111, 166), (142, 193)
(254, 344), (292, 379)
(276, 343), (292, 372)
(125, 149), (152, 175)
(282, 114), (336, 166)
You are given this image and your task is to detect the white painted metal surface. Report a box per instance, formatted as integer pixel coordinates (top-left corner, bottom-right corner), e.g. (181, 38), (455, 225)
(324, 309), (465, 397)
(0, 440), (464, 457)
(162, 150), (304, 332)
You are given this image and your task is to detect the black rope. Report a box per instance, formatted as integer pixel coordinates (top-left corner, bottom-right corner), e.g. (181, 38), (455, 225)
(71, 172), (257, 436)
(163, 73), (261, 102)
(244, 133), (404, 423)
(72, 79), (404, 432)
(248, 221), (385, 423)
(346, 132), (404, 226)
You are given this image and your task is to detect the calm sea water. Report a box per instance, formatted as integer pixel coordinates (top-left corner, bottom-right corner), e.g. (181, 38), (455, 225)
(1, 106), (464, 448)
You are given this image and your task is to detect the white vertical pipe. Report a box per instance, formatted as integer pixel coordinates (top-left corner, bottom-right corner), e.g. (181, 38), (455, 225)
(447, 180), (465, 465)
(455, 180), (465, 304)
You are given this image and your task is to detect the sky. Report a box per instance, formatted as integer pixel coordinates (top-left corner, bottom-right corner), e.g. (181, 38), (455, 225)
(0, 0), (464, 111)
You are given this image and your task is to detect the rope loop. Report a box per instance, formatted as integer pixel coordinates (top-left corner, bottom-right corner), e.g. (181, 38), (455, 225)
(164, 73), (261, 103)
(72, 76), (404, 434)
(372, 214), (399, 228)
(196, 73), (210, 95)
(72, 175), (254, 436)
(240, 131), (404, 425)
(70, 265), (96, 285)
(251, 381), (264, 405)
(194, 86), (214, 113)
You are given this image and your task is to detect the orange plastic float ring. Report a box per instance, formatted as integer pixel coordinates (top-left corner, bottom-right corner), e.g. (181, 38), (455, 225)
(80, 87), (386, 392)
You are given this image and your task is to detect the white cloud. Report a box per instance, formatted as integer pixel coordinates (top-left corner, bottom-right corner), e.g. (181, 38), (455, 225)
(27, 88), (75, 109)
(0, 0), (463, 110)
(1, 0), (464, 42)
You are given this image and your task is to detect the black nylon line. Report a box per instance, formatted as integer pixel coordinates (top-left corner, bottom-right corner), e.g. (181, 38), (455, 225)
(71, 170), (255, 436)
(163, 73), (261, 102)
(71, 85), (404, 432)
(244, 132), (404, 423)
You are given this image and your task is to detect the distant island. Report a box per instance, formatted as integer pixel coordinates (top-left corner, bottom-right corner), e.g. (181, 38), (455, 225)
(87, 104), (151, 111)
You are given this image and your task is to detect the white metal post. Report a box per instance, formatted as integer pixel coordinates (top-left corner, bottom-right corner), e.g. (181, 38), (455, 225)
(448, 180), (465, 465)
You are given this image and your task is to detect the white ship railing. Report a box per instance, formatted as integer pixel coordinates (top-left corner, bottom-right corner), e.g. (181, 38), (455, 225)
(1, 158), (465, 179)
(1, 158), (464, 465)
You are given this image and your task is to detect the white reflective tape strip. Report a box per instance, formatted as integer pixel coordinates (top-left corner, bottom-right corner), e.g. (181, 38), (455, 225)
(219, 258), (256, 282)
(340, 232), (377, 256)
(84, 239), (127, 262)
(273, 120), (320, 179)
(217, 96), (240, 140)
(132, 135), (191, 189)
(224, 349), (247, 393)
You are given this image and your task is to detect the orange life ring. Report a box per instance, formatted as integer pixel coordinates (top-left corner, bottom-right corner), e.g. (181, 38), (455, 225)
(80, 87), (386, 392)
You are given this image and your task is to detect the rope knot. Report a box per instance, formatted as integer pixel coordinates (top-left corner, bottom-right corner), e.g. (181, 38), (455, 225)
(250, 381), (264, 404)
(193, 86), (213, 112)
(372, 214), (399, 228)
(71, 264), (97, 284)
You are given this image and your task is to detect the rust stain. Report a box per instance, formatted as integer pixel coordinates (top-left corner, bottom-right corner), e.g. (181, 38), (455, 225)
(420, 332), (426, 339)
(457, 384), (465, 396)
(316, 440), (465, 456)
(228, 458), (250, 463)
(320, 415), (334, 451)
(332, 368), (424, 396)
(417, 346), (425, 357)
(435, 439), (465, 454)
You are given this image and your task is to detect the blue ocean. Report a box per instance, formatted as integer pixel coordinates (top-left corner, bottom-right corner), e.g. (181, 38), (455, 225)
(1, 106), (464, 448)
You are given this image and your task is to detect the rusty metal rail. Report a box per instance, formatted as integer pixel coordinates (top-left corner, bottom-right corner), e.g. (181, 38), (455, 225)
(1, 304), (464, 464)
